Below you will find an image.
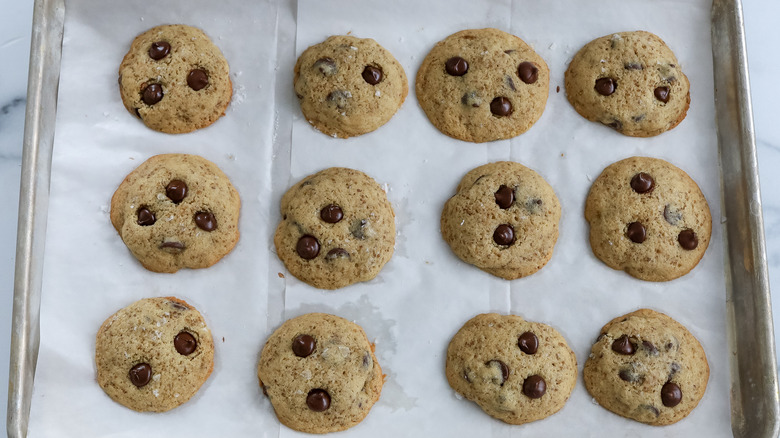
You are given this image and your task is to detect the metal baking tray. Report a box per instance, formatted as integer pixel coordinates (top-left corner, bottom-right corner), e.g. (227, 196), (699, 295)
(7, 0), (778, 436)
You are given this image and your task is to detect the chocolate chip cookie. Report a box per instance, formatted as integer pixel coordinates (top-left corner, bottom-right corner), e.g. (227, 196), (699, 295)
(95, 297), (214, 412)
(585, 156), (711, 281)
(416, 28), (549, 143)
(294, 35), (408, 138)
(257, 313), (383, 434)
(119, 24), (232, 134)
(584, 309), (709, 425)
(446, 313), (577, 425)
(274, 167), (395, 289)
(441, 161), (561, 280)
(565, 31), (689, 137)
(110, 154), (241, 273)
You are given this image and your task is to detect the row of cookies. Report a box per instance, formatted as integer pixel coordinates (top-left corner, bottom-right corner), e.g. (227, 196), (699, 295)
(120, 25), (689, 141)
(96, 299), (708, 431)
(110, 154), (711, 284)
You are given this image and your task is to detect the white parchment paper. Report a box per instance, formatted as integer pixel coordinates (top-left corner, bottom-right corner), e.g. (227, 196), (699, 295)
(29, 0), (727, 436)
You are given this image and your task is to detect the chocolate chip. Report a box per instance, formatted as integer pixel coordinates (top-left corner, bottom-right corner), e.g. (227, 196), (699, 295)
(134, 108), (142, 119)
(320, 204), (343, 223)
(350, 219), (368, 239)
(518, 331), (538, 354)
(137, 207), (155, 226)
(633, 114), (646, 122)
(504, 50), (515, 54)
(525, 198), (543, 214)
(669, 362), (681, 380)
(187, 69), (209, 91)
(313, 57), (337, 76)
(194, 211), (217, 231)
(641, 404), (660, 417)
(296, 235), (320, 259)
(160, 241), (185, 250)
(490, 97), (513, 117)
(326, 90), (351, 109)
(607, 119), (623, 131)
(129, 363), (152, 387)
(631, 172), (655, 194)
(142, 84), (163, 105)
(292, 334), (315, 357)
(362, 65), (383, 85)
(505, 76), (516, 91)
(517, 62), (538, 84)
(445, 57), (469, 76)
(174, 331), (197, 355)
(625, 62), (643, 70)
(654, 86), (671, 103)
(148, 41), (171, 60)
(642, 341), (658, 356)
(494, 185), (514, 209)
(306, 389), (331, 412)
(661, 382), (682, 407)
(595, 78), (617, 96)
(486, 360), (509, 385)
(362, 352), (371, 368)
(461, 91), (481, 107)
(664, 204), (683, 225)
(522, 375), (546, 398)
(618, 365), (643, 383)
(325, 248), (350, 260)
(627, 222), (646, 243)
(166, 180), (187, 203)
(612, 335), (636, 355)
(678, 229), (698, 250)
(493, 224), (515, 246)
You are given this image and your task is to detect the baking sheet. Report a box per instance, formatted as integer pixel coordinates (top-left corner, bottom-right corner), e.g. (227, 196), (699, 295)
(27, 0), (727, 436)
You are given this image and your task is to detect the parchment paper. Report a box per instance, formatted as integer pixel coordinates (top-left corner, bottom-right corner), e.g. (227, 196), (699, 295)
(29, 0), (728, 436)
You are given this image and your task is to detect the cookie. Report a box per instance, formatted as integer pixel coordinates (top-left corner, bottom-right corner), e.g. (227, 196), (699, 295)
(584, 156), (711, 281)
(95, 297), (215, 412)
(274, 167), (395, 289)
(257, 313), (383, 434)
(446, 313), (577, 425)
(294, 35), (408, 138)
(584, 309), (709, 425)
(441, 161), (561, 280)
(119, 24), (232, 134)
(565, 31), (689, 137)
(110, 154), (241, 273)
(416, 28), (549, 143)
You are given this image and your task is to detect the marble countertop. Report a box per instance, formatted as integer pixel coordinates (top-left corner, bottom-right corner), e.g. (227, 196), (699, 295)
(1, 0), (778, 433)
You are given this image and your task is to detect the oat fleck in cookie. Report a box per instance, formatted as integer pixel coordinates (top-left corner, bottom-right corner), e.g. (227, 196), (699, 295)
(584, 309), (709, 425)
(110, 154), (240, 273)
(585, 156), (711, 281)
(294, 35), (408, 138)
(274, 167), (395, 289)
(416, 28), (549, 143)
(441, 161), (561, 279)
(565, 31), (689, 137)
(119, 25), (232, 134)
(446, 313), (577, 424)
(257, 313), (383, 434)
(95, 297), (214, 412)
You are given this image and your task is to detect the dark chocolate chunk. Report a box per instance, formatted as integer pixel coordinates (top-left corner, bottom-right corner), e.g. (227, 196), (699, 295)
(142, 84), (163, 105)
(627, 222), (647, 243)
(631, 172), (655, 194)
(137, 207), (156, 226)
(326, 90), (351, 109)
(187, 69), (209, 91)
(490, 97), (513, 117)
(654, 86), (670, 103)
(661, 382), (682, 407)
(494, 185), (514, 209)
(292, 334), (316, 358)
(166, 179), (187, 203)
(325, 248), (350, 260)
(461, 91), (481, 107)
(493, 224), (515, 246)
(194, 211), (217, 231)
(129, 363), (152, 387)
(313, 57), (337, 76)
(445, 57), (469, 76)
(296, 235), (320, 259)
(518, 331), (539, 354)
(522, 375), (546, 398)
(611, 335), (636, 355)
(517, 61), (538, 84)
(678, 229), (698, 250)
(595, 78), (617, 96)
(174, 331), (197, 355)
(320, 204), (343, 223)
(306, 389), (331, 412)
(148, 41), (171, 60)
(486, 360), (509, 385)
(362, 65), (383, 85)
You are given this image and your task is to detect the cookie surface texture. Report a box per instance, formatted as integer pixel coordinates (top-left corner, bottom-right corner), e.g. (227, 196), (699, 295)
(294, 35), (408, 138)
(119, 24), (232, 134)
(274, 167), (395, 289)
(441, 161), (561, 280)
(565, 31), (689, 137)
(95, 297), (215, 412)
(257, 313), (383, 434)
(584, 156), (711, 281)
(416, 28), (549, 143)
(446, 313), (577, 424)
(110, 154), (241, 273)
(583, 309), (709, 425)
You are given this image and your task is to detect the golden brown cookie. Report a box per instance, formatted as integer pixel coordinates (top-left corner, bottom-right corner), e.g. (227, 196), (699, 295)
(583, 309), (709, 425)
(294, 35), (408, 138)
(110, 154), (241, 273)
(441, 161), (561, 280)
(446, 314), (577, 424)
(95, 297), (214, 412)
(416, 28), (549, 142)
(274, 167), (395, 289)
(257, 313), (383, 433)
(119, 24), (232, 134)
(565, 31), (689, 137)
(584, 156), (711, 281)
